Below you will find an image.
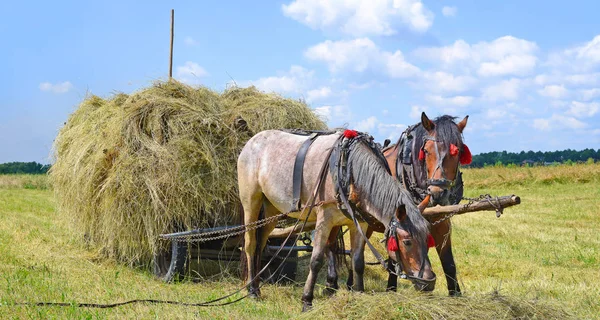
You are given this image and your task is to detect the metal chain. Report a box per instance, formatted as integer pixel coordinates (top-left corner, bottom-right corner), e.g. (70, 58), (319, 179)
(430, 194), (501, 226)
(160, 212), (290, 243)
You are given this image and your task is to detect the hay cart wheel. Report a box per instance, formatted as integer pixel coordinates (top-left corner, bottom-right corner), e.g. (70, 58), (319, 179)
(153, 240), (188, 282)
(262, 237), (298, 284)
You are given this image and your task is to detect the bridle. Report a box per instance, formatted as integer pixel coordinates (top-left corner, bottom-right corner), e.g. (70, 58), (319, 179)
(421, 135), (460, 192)
(332, 130), (434, 286)
(384, 219), (435, 287)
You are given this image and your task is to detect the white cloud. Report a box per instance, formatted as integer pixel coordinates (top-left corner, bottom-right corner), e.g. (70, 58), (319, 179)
(250, 65), (314, 93)
(415, 71), (477, 93)
(39, 81), (73, 94)
(314, 105), (352, 124)
(184, 36), (198, 46)
(378, 123), (406, 141)
(566, 101), (599, 118)
(482, 78), (523, 101)
(580, 88), (600, 101)
(410, 105), (429, 119)
(282, 0), (434, 36)
(306, 87), (332, 102)
(485, 108), (507, 120)
(533, 114), (587, 131)
(305, 38), (419, 78)
(355, 116), (379, 132)
(564, 35), (600, 69)
(413, 36), (538, 77)
(426, 95), (473, 107)
(176, 61), (209, 84)
(538, 85), (569, 99)
(442, 6), (457, 17)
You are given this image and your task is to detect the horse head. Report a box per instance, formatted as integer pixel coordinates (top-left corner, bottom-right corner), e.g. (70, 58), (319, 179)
(419, 112), (470, 206)
(385, 203), (436, 291)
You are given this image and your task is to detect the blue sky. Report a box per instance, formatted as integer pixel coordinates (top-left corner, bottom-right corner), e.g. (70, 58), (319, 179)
(1, 0), (599, 164)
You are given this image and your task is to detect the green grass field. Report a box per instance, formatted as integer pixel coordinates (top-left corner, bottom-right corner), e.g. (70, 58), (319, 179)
(0, 164), (599, 319)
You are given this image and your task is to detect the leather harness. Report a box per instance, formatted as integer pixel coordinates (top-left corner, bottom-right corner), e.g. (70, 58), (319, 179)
(395, 125), (464, 206)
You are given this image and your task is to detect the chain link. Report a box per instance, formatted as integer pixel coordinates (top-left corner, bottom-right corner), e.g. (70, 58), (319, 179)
(430, 194), (502, 226)
(160, 212), (290, 243)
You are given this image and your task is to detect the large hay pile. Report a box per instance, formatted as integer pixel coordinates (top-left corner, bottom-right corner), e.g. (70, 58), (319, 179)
(50, 80), (326, 266)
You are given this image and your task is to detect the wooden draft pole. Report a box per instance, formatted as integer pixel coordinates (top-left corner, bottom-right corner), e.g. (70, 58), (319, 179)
(268, 195), (521, 238)
(169, 9), (174, 79)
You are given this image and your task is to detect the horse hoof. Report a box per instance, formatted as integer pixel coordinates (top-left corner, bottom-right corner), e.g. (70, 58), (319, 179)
(323, 287), (337, 296)
(449, 290), (462, 297)
(302, 302), (313, 312)
(248, 289), (262, 299)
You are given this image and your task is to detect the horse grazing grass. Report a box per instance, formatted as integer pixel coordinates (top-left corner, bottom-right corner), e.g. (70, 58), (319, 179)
(237, 130), (434, 311)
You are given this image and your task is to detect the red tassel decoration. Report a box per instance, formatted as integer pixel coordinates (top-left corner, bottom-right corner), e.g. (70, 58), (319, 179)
(387, 237), (399, 252)
(449, 144), (459, 157)
(343, 129), (358, 139)
(427, 234), (435, 248)
(460, 144), (472, 165)
(418, 149), (425, 161)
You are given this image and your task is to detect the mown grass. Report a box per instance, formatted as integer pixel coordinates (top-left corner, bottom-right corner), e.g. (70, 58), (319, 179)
(0, 165), (599, 319)
(0, 174), (51, 190)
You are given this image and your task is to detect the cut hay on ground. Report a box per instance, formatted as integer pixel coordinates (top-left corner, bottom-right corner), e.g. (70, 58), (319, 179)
(298, 290), (573, 320)
(50, 80), (326, 266)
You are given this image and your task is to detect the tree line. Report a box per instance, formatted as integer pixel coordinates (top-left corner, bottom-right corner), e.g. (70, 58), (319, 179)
(0, 162), (51, 174)
(1, 148), (598, 173)
(468, 148), (599, 168)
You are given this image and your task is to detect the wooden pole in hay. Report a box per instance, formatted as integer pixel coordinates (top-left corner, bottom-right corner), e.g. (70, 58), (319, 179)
(169, 9), (174, 79)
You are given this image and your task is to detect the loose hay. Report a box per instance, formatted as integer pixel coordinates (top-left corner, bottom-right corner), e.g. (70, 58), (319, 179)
(299, 290), (574, 320)
(50, 80), (326, 266)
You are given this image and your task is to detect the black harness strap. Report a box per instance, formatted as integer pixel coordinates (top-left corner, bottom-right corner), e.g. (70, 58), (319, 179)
(292, 132), (319, 212)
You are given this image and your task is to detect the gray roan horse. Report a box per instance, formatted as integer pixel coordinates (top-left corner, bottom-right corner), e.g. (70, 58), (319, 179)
(237, 129), (435, 311)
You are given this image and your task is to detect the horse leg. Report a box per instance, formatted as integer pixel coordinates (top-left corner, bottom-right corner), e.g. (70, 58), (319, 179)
(241, 189), (265, 298)
(348, 224), (367, 292)
(431, 219), (461, 296)
(324, 226), (341, 295)
(346, 226), (372, 290)
(386, 259), (398, 292)
(258, 202), (282, 283)
(301, 213), (332, 312)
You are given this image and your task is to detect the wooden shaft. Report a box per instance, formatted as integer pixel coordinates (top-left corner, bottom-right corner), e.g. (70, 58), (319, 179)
(422, 195), (520, 220)
(269, 195), (521, 237)
(169, 9), (174, 79)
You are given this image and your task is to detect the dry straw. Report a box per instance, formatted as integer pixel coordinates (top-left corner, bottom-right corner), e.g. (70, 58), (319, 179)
(50, 80), (326, 266)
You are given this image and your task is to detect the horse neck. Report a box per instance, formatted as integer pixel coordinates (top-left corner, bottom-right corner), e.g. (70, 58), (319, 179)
(349, 143), (399, 226)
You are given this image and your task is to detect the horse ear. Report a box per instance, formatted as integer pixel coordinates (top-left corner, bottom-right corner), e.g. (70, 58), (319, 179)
(457, 115), (469, 133)
(421, 112), (435, 132)
(395, 204), (407, 221)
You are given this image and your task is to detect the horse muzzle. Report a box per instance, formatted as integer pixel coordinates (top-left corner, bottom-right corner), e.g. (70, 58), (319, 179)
(410, 273), (437, 292)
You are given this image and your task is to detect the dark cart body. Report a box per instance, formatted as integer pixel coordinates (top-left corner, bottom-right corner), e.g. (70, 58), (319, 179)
(153, 225), (311, 283)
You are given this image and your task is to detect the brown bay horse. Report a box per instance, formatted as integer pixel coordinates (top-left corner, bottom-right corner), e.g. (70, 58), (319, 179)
(382, 112), (470, 296)
(237, 129), (435, 311)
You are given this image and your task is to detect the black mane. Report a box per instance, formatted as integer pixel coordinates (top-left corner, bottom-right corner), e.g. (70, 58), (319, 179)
(348, 140), (430, 245)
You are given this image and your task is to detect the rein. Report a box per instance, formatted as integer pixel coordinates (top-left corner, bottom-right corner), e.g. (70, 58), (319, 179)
(331, 131), (431, 284)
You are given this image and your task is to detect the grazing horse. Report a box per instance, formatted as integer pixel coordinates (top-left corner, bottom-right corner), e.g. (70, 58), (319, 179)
(237, 129), (435, 311)
(382, 112), (470, 296)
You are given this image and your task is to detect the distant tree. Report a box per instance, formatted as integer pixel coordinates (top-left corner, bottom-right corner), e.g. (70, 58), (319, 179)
(0, 162), (50, 174)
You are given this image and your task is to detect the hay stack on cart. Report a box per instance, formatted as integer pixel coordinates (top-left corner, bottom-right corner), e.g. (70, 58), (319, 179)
(50, 80), (326, 268)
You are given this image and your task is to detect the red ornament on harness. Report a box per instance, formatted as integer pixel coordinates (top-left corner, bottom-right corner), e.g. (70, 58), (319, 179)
(450, 144), (459, 157)
(418, 149), (425, 161)
(427, 234), (435, 248)
(460, 144), (472, 165)
(343, 129), (358, 139)
(387, 237), (399, 252)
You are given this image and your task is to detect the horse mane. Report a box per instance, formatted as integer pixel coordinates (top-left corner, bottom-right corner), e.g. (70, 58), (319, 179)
(348, 141), (430, 244)
(411, 115), (464, 188)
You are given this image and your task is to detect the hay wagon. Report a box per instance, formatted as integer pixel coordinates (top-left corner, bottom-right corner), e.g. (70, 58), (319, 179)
(153, 218), (313, 283)
(152, 195), (521, 283)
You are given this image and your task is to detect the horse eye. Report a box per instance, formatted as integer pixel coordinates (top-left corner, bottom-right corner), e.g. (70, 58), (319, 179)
(402, 239), (412, 247)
